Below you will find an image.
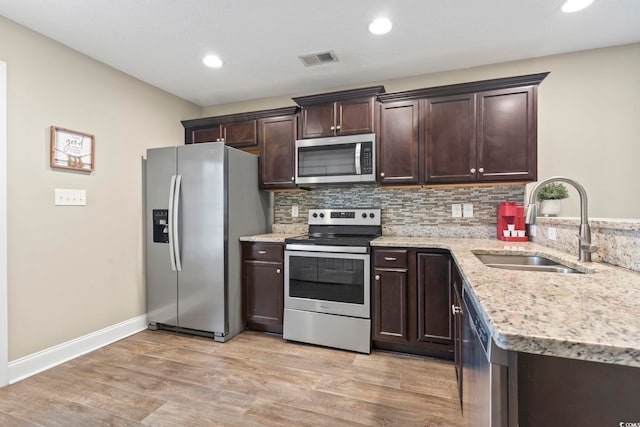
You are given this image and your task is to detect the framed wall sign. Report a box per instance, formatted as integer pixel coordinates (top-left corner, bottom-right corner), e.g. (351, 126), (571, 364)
(50, 126), (95, 172)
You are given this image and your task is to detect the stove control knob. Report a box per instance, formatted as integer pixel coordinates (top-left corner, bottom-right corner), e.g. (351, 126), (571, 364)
(319, 213), (325, 218)
(369, 213), (375, 218)
(312, 213), (318, 218)
(362, 213), (367, 218)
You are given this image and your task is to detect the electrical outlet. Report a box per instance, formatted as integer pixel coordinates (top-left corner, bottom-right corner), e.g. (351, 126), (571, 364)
(451, 204), (462, 218)
(291, 205), (299, 218)
(54, 188), (86, 206)
(548, 227), (557, 241)
(463, 203), (474, 217)
(529, 225), (537, 237)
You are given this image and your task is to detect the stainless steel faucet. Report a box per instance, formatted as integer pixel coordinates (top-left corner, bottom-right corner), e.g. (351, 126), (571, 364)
(525, 176), (598, 262)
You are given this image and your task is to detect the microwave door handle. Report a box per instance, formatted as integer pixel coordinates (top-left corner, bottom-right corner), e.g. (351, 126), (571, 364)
(355, 143), (361, 175)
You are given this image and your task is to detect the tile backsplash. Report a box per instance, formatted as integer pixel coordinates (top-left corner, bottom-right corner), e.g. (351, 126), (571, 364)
(532, 217), (640, 273)
(274, 184), (526, 238)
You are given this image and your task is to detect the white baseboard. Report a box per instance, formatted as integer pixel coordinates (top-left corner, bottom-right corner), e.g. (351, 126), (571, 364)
(8, 314), (148, 384)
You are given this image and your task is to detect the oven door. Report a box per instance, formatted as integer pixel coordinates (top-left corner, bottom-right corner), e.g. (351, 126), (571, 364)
(284, 249), (370, 319)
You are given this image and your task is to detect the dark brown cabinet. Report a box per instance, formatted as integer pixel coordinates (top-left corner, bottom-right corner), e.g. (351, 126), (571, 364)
(241, 242), (284, 334)
(426, 86), (537, 183)
(377, 100), (421, 185)
(222, 120), (258, 150)
(182, 106), (299, 190)
(258, 115), (297, 189)
(476, 86), (537, 182)
(299, 98), (376, 138)
(377, 72), (547, 186)
(372, 248), (453, 359)
(293, 86), (384, 139)
(424, 94), (476, 183)
(416, 252), (453, 345)
(451, 263), (463, 406)
(188, 120), (258, 153)
(373, 249), (410, 345)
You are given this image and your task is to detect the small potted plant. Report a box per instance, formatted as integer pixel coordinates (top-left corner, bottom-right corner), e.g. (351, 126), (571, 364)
(536, 183), (569, 216)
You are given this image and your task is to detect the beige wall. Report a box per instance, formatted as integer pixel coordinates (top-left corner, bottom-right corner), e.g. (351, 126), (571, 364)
(0, 16), (200, 360)
(202, 43), (640, 219)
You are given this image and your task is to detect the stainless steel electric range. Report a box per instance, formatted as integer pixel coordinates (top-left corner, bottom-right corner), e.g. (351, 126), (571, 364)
(283, 208), (381, 354)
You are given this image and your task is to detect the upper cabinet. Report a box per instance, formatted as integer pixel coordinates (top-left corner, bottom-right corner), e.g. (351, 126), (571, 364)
(424, 93), (476, 183)
(378, 72), (548, 186)
(259, 114), (298, 190)
(182, 106), (299, 190)
(475, 86), (537, 182)
(378, 100), (421, 185)
(187, 119), (258, 153)
(293, 86), (385, 139)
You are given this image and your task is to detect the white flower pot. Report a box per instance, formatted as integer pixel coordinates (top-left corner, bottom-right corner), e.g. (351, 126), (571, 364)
(539, 199), (562, 217)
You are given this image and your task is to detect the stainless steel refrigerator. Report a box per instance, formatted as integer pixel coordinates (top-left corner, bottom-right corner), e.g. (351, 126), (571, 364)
(145, 142), (270, 341)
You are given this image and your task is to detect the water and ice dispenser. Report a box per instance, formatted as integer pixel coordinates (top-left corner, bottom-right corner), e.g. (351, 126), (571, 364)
(152, 209), (169, 243)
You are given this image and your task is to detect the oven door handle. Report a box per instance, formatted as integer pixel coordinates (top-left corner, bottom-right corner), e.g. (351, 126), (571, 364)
(354, 142), (361, 175)
(285, 244), (368, 254)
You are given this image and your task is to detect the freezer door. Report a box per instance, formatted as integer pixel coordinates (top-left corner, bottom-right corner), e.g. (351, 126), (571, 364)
(176, 142), (226, 333)
(146, 146), (178, 326)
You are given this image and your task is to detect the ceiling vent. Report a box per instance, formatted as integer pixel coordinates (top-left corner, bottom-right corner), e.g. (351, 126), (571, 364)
(298, 50), (339, 67)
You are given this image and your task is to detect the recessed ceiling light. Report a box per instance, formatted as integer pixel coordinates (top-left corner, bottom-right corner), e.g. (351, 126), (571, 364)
(368, 17), (392, 35)
(561, 0), (594, 13)
(203, 55), (223, 68)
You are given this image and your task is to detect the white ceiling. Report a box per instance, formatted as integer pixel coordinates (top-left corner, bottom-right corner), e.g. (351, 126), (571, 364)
(1, 0), (639, 107)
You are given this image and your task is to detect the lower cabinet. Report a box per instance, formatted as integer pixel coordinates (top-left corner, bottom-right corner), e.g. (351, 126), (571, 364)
(372, 248), (454, 359)
(451, 263), (463, 407)
(241, 242), (284, 334)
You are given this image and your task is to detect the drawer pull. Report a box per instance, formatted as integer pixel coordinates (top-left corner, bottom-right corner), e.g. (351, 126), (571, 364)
(375, 275), (380, 280)
(276, 268), (281, 274)
(384, 257), (397, 261)
(258, 250), (267, 254)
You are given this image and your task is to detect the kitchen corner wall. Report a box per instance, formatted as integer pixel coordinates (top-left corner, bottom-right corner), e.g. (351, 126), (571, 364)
(1, 16), (200, 360)
(274, 184), (525, 238)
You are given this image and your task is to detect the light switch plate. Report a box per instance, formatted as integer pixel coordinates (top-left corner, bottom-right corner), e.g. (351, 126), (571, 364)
(55, 188), (86, 206)
(548, 227), (557, 241)
(451, 204), (462, 218)
(463, 203), (474, 217)
(291, 205), (299, 218)
(529, 225), (537, 237)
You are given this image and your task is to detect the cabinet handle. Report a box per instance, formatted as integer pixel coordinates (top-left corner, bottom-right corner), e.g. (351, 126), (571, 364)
(258, 250), (267, 254)
(380, 172), (385, 177)
(330, 125), (335, 131)
(384, 257), (397, 261)
(375, 274), (380, 280)
(470, 168), (476, 174)
(291, 176), (295, 181)
(276, 268), (281, 274)
(478, 167), (484, 173)
(451, 305), (463, 315)
(336, 125), (341, 131)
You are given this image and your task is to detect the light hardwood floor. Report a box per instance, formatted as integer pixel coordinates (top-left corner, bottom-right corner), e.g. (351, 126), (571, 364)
(0, 330), (463, 426)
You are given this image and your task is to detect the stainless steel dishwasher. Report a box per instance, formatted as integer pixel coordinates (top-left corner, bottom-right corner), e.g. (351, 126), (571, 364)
(462, 281), (514, 426)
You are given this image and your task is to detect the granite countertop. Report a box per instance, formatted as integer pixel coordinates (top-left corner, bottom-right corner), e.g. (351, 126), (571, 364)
(372, 237), (640, 367)
(239, 233), (298, 243)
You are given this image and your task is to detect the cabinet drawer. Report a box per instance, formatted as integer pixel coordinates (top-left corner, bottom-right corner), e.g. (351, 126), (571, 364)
(242, 242), (283, 262)
(374, 249), (408, 268)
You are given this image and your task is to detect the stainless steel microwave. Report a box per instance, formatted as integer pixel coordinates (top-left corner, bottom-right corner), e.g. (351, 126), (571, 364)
(294, 133), (376, 184)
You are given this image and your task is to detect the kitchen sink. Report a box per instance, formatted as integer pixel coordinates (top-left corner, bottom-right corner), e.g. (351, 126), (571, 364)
(474, 253), (584, 274)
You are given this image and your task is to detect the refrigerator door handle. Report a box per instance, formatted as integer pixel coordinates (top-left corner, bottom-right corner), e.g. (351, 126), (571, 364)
(173, 174), (183, 272)
(167, 175), (177, 272)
